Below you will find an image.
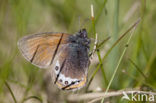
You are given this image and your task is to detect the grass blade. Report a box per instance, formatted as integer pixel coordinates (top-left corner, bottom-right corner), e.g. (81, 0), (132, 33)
(129, 58), (147, 80)
(87, 19), (141, 91)
(101, 18), (140, 103)
(5, 81), (17, 103)
(23, 96), (43, 103)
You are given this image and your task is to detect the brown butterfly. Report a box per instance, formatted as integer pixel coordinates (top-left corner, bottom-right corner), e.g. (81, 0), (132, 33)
(18, 29), (90, 90)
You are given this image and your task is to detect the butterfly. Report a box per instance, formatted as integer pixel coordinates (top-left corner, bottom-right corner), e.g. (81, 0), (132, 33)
(18, 29), (90, 90)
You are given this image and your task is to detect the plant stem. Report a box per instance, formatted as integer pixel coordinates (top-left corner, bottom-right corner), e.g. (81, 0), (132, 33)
(101, 19), (140, 103)
(5, 81), (17, 103)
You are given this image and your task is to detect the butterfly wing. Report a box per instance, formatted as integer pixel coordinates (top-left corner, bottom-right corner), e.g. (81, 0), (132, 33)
(18, 32), (70, 68)
(51, 43), (90, 90)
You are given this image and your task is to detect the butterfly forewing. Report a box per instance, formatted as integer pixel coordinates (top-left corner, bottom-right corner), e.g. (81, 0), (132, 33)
(18, 32), (70, 68)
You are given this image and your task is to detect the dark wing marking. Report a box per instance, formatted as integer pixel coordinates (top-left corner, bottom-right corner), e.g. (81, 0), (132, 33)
(54, 59), (66, 84)
(30, 44), (40, 62)
(50, 33), (64, 65)
(61, 80), (81, 90)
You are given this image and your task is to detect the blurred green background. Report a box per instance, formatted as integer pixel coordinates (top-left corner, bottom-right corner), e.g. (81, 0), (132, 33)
(0, 0), (156, 103)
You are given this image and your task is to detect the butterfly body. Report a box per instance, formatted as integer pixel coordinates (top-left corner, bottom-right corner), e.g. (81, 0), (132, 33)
(18, 29), (90, 90)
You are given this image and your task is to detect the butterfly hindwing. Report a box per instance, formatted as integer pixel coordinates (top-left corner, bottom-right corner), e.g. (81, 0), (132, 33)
(18, 32), (70, 68)
(51, 43), (90, 90)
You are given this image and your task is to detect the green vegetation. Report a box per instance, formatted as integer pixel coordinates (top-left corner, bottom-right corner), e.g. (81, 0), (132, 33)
(0, 0), (156, 103)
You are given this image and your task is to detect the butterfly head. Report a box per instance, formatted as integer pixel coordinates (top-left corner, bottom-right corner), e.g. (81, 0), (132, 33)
(69, 29), (90, 47)
(78, 28), (88, 38)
